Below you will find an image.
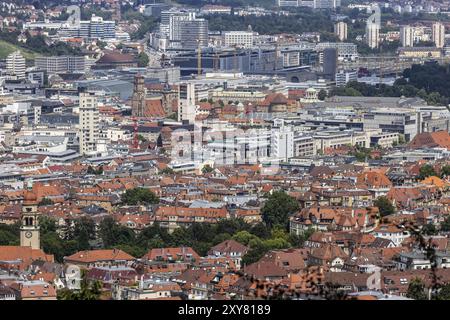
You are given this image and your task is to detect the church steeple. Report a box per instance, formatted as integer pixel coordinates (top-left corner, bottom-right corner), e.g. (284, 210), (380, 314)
(20, 179), (40, 250)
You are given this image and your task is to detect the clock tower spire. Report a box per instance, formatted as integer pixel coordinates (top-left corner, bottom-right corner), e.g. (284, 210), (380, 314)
(20, 179), (40, 250)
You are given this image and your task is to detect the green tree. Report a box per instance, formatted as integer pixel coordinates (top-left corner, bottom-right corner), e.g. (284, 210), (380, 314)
(201, 164), (214, 174)
(249, 222), (271, 239)
(440, 165), (450, 178)
(440, 216), (450, 232)
(121, 188), (159, 205)
(242, 240), (269, 266)
(70, 217), (96, 251)
(318, 89), (327, 101)
(289, 228), (314, 247)
(57, 270), (102, 300)
(216, 218), (250, 235)
(422, 223), (438, 236)
(137, 52), (149, 67)
(87, 165), (103, 175)
(137, 134), (147, 143)
(38, 197), (54, 206)
(374, 196), (396, 217)
(437, 283), (450, 300)
(406, 278), (428, 300)
(0, 223), (20, 245)
(232, 230), (259, 246)
(98, 216), (136, 248)
(159, 167), (175, 175)
(419, 164), (437, 180)
(261, 191), (299, 228)
(39, 217), (79, 262)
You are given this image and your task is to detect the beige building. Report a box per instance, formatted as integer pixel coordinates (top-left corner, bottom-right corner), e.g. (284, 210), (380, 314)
(398, 47), (442, 58)
(211, 88), (266, 103)
(334, 22), (348, 41)
(314, 130), (370, 153)
(400, 25), (414, 47)
(432, 22), (445, 48)
(223, 31), (254, 48)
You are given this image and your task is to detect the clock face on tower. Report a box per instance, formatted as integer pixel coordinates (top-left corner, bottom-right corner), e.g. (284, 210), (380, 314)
(25, 231), (33, 238)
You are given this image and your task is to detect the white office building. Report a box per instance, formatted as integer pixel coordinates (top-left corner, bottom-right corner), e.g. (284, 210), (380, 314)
(335, 70), (358, 87)
(59, 15), (115, 40)
(79, 91), (100, 156)
(223, 31), (254, 48)
(35, 56), (89, 74)
(160, 10), (208, 49)
(6, 51), (26, 80)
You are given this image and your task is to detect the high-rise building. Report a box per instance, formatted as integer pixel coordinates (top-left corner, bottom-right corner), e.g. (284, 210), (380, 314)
(400, 26), (414, 47)
(6, 51), (26, 79)
(131, 74), (147, 117)
(178, 82), (197, 123)
(366, 17), (380, 49)
(160, 10), (208, 49)
(179, 18), (208, 49)
(323, 48), (337, 80)
(168, 12), (192, 41)
(432, 22), (445, 48)
(334, 22), (348, 41)
(20, 180), (40, 250)
(79, 90), (100, 156)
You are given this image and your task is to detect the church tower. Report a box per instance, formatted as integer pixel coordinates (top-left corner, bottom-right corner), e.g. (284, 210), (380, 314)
(131, 74), (146, 117)
(20, 180), (40, 250)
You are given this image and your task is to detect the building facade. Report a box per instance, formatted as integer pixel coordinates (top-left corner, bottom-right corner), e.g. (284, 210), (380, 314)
(79, 91), (100, 156)
(6, 51), (26, 80)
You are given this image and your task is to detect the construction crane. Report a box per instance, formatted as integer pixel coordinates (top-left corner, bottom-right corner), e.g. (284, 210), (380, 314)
(274, 38), (280, 71)
(233, 44), (239, 72)
(213, 51), (219, 71)
(197, 39), (202, 76)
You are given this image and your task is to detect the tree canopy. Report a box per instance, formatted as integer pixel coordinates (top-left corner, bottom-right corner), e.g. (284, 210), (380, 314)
(419, 164), (437, 180)
(374, 196), (396, 217)
(261, 191), (299, 228)
(121, 188), (159, 206)
(406, 278), (428, 300)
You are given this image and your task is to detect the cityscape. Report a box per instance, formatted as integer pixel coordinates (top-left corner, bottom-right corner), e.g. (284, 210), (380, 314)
(0, 0), (450, 302)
